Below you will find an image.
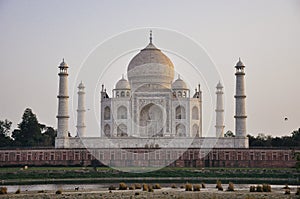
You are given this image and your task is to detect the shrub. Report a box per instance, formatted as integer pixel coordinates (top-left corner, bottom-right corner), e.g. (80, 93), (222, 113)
(56, 189), (62, 194)
(201, 182), (206, 189)
(296, 188), (300, 195)
(148, 185), (153, 192)
(249, 186), (256, 192)
(282, 184), (290, 190)
(108, 185), (116, 190)
(171, 184), (177, 189)
(216, 180), (223, 191)
(0, 187), (7, 194)
(135, 184), (142, 189)
(142, 184), (148, 191)
(227, 182), (234, 192)
(38, 190), (45, 193)
(15, 189), (21, 194)
(284, 189), (290, 195)
(193, 184), (201, 192)
(119, 182), (127, 190)
(135, 192), (140, 196)
(185, 183), (193, 191)
(262, 184), (271, 192)
(256, 185), (263, 192)
(129, 185), (135, 190)
(180, 185), (185, 189)
(153, 184), (161, 189)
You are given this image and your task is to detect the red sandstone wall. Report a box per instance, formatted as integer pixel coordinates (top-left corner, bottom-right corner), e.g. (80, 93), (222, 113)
(0, 148), (296, 168)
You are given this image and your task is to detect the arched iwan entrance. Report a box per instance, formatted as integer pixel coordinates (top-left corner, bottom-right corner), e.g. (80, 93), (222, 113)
(139, 103), (164, 137)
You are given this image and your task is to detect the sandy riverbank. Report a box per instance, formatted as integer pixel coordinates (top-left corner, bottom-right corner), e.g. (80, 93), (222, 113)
(0, 187), (299, 199)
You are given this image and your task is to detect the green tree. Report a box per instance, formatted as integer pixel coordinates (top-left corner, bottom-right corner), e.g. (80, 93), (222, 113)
(224, 130), (235, 137)
(292, 128), (300, 145)
(41, 127), (57, 146)
(0, 119), (13, 147)
(12, 108), (43, 147)
(248, 128), (300, 147)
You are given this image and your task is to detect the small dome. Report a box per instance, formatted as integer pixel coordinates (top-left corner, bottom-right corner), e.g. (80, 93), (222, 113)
(59, 58), (68, 68)
(115, 76), (130, 90)
(172, 76), (188, 90)
(78, 81), (85, 89)
(236, 58), (245, 67)
(216, 81), (223, 89)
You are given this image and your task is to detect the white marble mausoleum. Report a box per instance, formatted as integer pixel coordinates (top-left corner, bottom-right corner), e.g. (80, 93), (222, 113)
(55, 33), (248, 149)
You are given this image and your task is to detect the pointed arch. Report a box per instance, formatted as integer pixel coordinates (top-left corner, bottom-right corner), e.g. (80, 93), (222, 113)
(104, 106), (111, 120)
(121, 91), (125, 97)
(176, 123), (186, 137)
(192, 124), (199, 137)
(192, 106), (199, 120)
(117, 106), (127, 119)
(139, 103), (164, 137)
(177, 91), (182, 97)
(104, 124), (111, 137)
(175, 105), (186, 119)
(117, 124), (128, 137)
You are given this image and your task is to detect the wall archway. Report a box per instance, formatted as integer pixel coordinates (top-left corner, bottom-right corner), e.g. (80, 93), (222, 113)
(176, 123), (186, 137)
(175, 106), (186, 119)
(117, 106), (127, 119)
(139, 103), (164, 137)
(104, 106), (111, 120)
(192, 106), (199, 120)
(117, 124), (128, 137)
(104, 124), (111, 137)
(192, 124), (199, 137)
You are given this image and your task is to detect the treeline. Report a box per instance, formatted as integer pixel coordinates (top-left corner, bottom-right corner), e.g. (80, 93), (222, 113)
(247, 130), (300, 147)
(0, 108), (56, 148)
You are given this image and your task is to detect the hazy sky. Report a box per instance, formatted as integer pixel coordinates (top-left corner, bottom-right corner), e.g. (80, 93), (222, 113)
(0, 0), (299, 137)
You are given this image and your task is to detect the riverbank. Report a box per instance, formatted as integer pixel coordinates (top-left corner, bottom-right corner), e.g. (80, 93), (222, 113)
(0, 167), (298, 185)
(0, 187), (299, 199)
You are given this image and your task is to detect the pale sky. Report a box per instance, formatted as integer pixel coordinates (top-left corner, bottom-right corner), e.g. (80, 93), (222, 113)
(0, 0), (299, 137)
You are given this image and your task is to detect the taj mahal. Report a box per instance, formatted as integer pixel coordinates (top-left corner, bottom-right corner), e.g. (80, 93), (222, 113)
(55, 32), (248, 149)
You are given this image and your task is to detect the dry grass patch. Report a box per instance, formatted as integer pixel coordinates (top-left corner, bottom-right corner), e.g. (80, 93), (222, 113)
(227, 182), (234, 192)
(0, 187), (7, 194)
(216, 180), (223, 191)
(185, 183), (193, 191)
(142, 184), (148, 191)
(134, 183), (142, 189)
(119, 182), (127, 190)
(193, 184), (201, 191)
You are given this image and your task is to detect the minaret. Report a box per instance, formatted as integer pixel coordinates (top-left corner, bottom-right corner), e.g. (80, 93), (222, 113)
(56, 59), (69, 139)
(76, 81), (86, 137)
(234, 58), (247, 137)
(215, 82), (225, 137)
(198, 84), (202, 137)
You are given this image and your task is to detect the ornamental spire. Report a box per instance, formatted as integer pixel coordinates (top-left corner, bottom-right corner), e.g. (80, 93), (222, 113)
(149, 30), (152, 43)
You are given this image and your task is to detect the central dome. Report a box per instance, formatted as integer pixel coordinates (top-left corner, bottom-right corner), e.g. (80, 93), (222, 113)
(128, 43), (174, 71)
(127, 38), (175, 91)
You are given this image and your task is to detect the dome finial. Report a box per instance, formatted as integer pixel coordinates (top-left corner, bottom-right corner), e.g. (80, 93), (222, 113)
(149, 30), (152, 43)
